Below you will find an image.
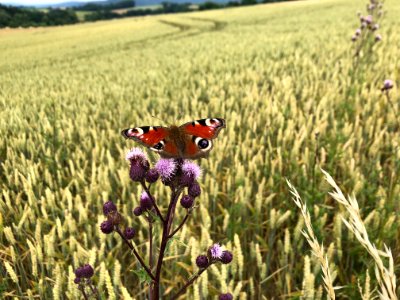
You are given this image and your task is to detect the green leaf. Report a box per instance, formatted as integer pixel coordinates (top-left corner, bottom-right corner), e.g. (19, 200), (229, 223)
(131, 268), (152, 284)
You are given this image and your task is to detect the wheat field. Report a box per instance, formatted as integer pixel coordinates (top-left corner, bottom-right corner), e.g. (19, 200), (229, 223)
(1, 0), (400, 298)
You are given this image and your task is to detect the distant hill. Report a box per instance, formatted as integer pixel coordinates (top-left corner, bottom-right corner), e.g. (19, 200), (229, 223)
(135, 0), (228, 5)
(2, 0), (230, 8)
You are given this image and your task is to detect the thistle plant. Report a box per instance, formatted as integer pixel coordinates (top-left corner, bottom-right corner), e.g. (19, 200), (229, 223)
(73, 264), (99, 300)
(381, 79), (399, 129)
(351, 0), (385, 57)
(90, 148), (233, 299)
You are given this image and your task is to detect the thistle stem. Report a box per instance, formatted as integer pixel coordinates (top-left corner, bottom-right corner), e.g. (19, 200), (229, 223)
(88, 280), (100, 300)
(141, 181), (165, 223)
(153, 187), (183, 299)
(115, 227), (156, 281)
(384, 90), (400, 129)
(79, 285), (89, 300)
(171, 264), (211, 299)
(149, 218), (154, 299)
(168, 213), (190, 239)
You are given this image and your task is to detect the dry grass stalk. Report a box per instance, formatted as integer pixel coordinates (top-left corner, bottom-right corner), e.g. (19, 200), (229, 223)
(322, 170), (397, 300)
(287, 179), (336, 300)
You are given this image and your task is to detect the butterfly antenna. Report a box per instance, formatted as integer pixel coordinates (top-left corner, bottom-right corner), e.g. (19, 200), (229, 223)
(151, 115), (171, 126)
(175, 112), (185, 125)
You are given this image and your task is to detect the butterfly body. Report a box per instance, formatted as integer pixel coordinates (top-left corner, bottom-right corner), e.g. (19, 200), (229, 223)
(121, 118), (225, 159)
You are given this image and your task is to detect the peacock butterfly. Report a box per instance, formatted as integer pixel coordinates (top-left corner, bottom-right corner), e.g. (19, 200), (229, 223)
(121, 118), (226, 159)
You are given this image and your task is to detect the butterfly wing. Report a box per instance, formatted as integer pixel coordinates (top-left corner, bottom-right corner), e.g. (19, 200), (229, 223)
(179, 118), (226, 159)
(121, 126), (180, 158)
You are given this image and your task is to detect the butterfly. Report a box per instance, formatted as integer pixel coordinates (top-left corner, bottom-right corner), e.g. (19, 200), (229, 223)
(121, 118), (226, 159)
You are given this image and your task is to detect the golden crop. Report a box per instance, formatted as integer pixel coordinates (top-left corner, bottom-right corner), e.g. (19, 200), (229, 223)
(1, 0), (399, 298)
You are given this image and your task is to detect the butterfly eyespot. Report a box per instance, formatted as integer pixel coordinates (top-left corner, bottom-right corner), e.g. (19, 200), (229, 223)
(153, 142), (164, 150)
(198, 139), (209, 149)
(205, 118), (219, 126)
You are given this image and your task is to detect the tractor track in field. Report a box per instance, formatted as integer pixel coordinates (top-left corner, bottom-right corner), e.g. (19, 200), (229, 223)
(0, 17), (228, 74)
(157, 17), (228, 41)
(120, 17), (227, 48)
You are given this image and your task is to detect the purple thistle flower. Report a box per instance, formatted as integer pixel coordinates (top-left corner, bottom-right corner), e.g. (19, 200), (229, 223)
(375, 34), (382, 42)
(124, 227), (136, 240)
(126, 148), (150, 182)
(361, 22), (367, 29)
(125, 147), (147, 162)
(209, 243), (223, 260)
(81, 264), (94, 278)
(188, 182), (201, 198)
(365, 15), (373, 24)
(359, 15), (365, 22)
(351, 35), (357, 42)
(103, 201), (117, 216)
(155, 158), (177, 181)
(140, 191), (153, 210)
(180, 160), (202, 186)
(100, 220), (114, 234)
(382, 79), (394, 91)
(196, 255), (209, 268)
(133, 206), (143, 216)
(219, 293), (233, 300)
(145, 168), (159, 183)
(74, 277), (81, 284)
(372, 23), (379, 31)
(180, 195), (194, 209)
(220, 251), (233, 264)
(355, 28), (361, 36)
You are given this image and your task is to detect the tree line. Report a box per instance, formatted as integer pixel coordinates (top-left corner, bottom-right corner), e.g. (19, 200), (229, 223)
(0, 0), (291, 28)
(0, 4), (78, 27)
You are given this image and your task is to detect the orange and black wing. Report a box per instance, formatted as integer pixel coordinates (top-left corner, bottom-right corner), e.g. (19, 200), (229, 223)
(121, 126), (180, 158)
(179, 118), (226, 159)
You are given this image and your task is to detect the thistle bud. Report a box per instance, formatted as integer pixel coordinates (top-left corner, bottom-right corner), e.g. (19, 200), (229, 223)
(100, 220), (114, 234)
(188, 182), (201, 198)
(103, 201), (117, 216)
(140, 191), (153, 210)
(196, 255), (209, 268)
(74, 266), (85, 278)
(180, 195), (194, 209)
(124, 227), (136, 240)
(220, 251), (233, 264)
(81, 264), (94, 278)
(219, 293), (233, 300)
(133, 206), (143, 216)
(145, 168), (159, 183)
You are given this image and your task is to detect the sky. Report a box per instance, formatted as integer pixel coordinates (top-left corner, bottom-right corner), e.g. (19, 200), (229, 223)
(1, 0), (100, 4)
